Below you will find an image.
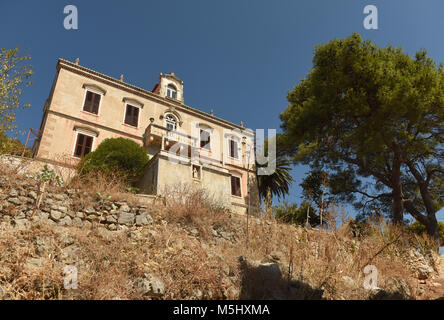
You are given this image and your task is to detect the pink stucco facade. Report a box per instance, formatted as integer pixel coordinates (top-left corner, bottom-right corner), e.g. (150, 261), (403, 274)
(33, 59), (260, 214)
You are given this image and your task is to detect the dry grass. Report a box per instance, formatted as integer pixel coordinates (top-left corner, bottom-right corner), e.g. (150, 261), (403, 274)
(160, 183), (233, 239)
(64, 170), (132, 203)
(0, 158), (440, 300)
(233, 211), (439, 299)
(0, 221), (227, 300)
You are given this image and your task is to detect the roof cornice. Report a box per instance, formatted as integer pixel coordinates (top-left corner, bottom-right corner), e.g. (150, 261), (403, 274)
(57, 59), (254, 135)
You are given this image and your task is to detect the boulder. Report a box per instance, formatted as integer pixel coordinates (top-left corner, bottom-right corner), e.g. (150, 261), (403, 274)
(72, 217), (83, 227)
(85, 206), (95, 214)
(238, 256), (323, 300)
(119, 204), (131, 213)
(262, 251), (288, 271)
(28, 191), (38, 200)
(369, 278), (411, 300)
(83, 220), (92, 229)
(118, 212), (135, 225)
(9, 189), (18, 197)
(135, 213), (153, 226)
(51, 205), (68, 213)
(59, 232), (75, 246)
(134, 274), (165, 298)
(58, 216), (72, 226)
(50, 210), (62, 221)
(13, 218), (30, 230)
(106, 215), (117, 224)
(7, 197), (22, 205)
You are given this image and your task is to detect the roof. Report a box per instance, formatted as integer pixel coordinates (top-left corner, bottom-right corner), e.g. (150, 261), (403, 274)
(56, 58), (254, 135)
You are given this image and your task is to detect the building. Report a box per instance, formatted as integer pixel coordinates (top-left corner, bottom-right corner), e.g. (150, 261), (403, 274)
(33, 59), (260, 214)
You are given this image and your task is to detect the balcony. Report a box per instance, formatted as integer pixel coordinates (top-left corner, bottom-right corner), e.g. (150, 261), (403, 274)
(143, 123), (198, 150)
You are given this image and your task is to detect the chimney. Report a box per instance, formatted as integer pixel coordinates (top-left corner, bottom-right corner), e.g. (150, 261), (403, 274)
(75, 58), (79, 65)
(240, 121), (244, 128)
(120, 74), (124, 82)
(210, 109), (214, 116)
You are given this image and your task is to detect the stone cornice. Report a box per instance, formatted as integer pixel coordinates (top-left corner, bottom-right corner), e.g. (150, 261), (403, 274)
(161, 73), (184, 85)
(122, 97), (144, 108)
(82, 83), (107, 95)
(57, 59), (254, 135)
(73, 125), (100, 137)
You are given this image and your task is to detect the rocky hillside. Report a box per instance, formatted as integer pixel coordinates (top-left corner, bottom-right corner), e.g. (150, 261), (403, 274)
(0, 169), (443, 300)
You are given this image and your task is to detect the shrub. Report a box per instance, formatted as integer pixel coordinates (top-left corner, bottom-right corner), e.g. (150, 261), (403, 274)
(408, 221), (444, 246)
(346, 218), (371, 239)
(273, 200), (320, 227)
(77, 138), (149, 183)
(0, 132), (32, 157)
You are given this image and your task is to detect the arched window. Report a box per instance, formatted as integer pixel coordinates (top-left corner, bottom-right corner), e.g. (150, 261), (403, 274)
(165, 114), (177, 131)
(166, 85), (177, 99)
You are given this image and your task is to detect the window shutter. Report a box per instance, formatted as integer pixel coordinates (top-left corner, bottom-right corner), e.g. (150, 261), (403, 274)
(132, 106), (139, 126)
(92, 94), (100, 114)
(75, 133), (93, 157)
(231, 176), (241, 197)
(83, 91), (100, 115)
(125, 105), (139, 127)
(84, 92), (92, 111)
(230, 140), (238, 158)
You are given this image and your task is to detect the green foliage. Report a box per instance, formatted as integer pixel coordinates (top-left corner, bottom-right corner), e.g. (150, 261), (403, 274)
(257, 156), (294, 200)
(273, 200), (320, 227)
(31, 165), (63, 186)
(408, 221), (444, 245)
(279, 33), (443, 241)
(0, 47), (33, 133)
(0, 132), (31, 157)
(96, 192), (111, 201)
(126, 186), (140, 194)
(78, 138), (149, 183)
(300, 169), (331, 210)
(346, 219), (370, 239)
(256, 136), (294, 215)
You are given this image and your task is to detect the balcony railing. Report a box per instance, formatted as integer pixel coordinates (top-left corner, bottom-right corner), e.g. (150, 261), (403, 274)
(144, 123), (198, 148)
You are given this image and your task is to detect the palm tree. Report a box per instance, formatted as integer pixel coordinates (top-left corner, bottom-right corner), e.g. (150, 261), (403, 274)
(257, 155), (294, 218)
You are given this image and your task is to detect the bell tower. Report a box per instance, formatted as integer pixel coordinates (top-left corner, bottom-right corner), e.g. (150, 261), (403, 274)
(153, 72), (184, 103)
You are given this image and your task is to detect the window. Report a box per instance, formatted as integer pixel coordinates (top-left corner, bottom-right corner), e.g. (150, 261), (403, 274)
(231, 175), (241, 197)
(165, 114), (177, 131)
(167, 85), (177, 99)
(74, 133), (93, 158)
(229, 139), (239, 159)
(200, 129), (211, 150)
(124, 104), (139, 127)
(192, 164), (201, 180)
(83, 91), (101, 114)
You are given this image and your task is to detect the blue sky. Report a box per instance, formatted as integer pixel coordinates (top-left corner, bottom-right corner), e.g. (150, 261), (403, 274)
(1, 0), (442, 222)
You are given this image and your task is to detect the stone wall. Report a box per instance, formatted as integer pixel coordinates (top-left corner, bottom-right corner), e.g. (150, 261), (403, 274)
(0, 174), (156, 232)
(0, 154), (77, 183)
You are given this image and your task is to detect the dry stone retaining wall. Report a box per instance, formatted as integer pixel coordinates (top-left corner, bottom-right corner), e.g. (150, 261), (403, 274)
(0, 176), (154, 231)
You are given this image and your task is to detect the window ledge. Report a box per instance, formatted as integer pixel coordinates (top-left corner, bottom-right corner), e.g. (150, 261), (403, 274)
(81, 110), (99, 117)
(122, 123), (138, 129)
